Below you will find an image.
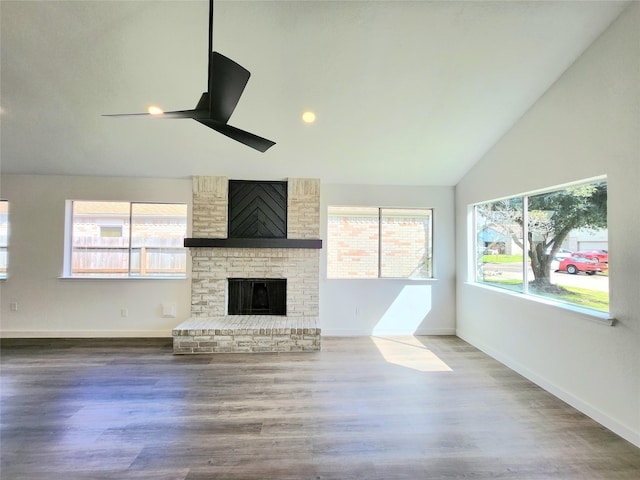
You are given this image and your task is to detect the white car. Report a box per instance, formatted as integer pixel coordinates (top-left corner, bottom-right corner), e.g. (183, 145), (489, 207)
(547, 248), (572, 259)
(550, 256), (564, 271)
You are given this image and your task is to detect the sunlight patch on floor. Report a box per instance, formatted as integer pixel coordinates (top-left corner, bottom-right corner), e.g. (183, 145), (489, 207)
(372, 336), (452, 372)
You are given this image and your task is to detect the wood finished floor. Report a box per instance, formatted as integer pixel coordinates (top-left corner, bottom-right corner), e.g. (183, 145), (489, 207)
(1, 336), (639, 480)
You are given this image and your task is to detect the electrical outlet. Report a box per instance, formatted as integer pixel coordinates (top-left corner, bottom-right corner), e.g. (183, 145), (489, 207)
(10, 302), (18, 312)
(120, 308), (128, 317)
(162, 303), (177, 318)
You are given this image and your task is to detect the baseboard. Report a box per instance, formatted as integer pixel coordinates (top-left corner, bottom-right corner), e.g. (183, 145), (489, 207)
(2, 327), (457, 338)
(0, 330), (172, 338)
(456, 329), (640, 448)
(322, 328), (456, 336)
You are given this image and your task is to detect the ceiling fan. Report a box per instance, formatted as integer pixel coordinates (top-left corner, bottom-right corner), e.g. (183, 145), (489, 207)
(104, 0), (275, 153)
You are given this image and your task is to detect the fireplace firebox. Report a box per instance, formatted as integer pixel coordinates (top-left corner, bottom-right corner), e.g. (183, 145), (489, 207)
(227, 278), (286, 316)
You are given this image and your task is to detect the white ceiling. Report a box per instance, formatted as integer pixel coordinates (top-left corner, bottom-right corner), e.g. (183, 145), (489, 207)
(0, 0), (629, 186)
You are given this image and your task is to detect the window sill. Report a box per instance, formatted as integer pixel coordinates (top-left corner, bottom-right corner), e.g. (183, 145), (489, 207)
(466, 281), (614, 326)
(58, 276), (188, 281)
(327, 277), (438, 282)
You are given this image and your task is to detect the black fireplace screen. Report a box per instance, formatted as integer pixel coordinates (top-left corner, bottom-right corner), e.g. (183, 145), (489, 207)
(228, 278), (286, 316)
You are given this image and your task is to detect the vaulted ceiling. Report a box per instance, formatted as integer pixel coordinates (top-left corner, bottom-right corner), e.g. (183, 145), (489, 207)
(0, 0), (629, 185)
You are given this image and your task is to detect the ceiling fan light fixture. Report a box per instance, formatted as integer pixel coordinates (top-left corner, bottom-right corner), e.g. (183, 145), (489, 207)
(147, 105), (164, 115)
(302, 111), (316, 124)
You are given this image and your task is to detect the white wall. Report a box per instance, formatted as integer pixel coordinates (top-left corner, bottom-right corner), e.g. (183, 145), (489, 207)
(321, 184), (456, 336)
(455, 3), (639, 446)
(0, 176), (457, 338)
(0, 175), (193, 337)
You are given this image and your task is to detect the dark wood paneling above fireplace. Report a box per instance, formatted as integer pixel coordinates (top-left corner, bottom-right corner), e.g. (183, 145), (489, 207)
(228, 180), (287, 239)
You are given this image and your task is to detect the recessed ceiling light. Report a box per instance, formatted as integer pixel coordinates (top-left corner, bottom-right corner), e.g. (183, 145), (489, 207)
(302, 111), (316, 124)
(148, 105), (164, 115)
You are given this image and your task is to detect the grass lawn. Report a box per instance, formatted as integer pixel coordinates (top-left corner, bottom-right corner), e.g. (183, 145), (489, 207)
(479, 279), (609, 312)
(546, 285), (609, 312)
(481, 254), (523, 263)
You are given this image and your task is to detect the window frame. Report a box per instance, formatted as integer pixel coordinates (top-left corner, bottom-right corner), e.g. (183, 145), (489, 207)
(62, 200), (188, 279)
(327, 206), (434, 280)
(0, 199), (8, 280)
(470, 177), (612, 323)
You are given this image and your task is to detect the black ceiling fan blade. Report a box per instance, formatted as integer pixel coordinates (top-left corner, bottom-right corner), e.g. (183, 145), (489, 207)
(196, 119), (275, 152)
(209, 52), (251, 123)
(103, 108), (203, 119)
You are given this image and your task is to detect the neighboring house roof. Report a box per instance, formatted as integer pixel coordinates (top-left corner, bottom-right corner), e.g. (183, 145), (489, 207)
(478, 227), (508, 243)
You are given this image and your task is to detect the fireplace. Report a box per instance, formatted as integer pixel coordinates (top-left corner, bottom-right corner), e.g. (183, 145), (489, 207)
(173, 176), (321, 354)
(185, 177), (321, 320)
(228, 278), (286, 316)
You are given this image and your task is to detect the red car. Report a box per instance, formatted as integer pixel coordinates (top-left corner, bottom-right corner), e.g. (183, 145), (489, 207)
(572, 249), (608, 263)
(557, 256), (603, 275)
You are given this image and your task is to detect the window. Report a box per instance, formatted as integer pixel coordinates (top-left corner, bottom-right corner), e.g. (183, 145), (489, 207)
(474, 179), (608, 313)
(65, 201), (187, 278)
(328, 207), (433, 279)
(0, 200), (8, 279)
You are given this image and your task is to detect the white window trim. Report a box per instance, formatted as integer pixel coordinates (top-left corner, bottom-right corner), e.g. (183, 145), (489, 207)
(0, 199), (8, 281)
(466, 281), (614, 326)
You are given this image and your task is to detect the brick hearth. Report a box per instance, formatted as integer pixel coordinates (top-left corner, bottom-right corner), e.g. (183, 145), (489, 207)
(173, 316), (320, 353)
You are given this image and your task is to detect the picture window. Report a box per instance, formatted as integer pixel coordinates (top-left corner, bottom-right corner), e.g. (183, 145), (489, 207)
(473, 178), (608, 313)
(327, 206), (433, 279)
(64, 201), (187, 278)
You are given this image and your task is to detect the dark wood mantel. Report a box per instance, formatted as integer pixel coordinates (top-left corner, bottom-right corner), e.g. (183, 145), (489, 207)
(184, 238), (322, 249)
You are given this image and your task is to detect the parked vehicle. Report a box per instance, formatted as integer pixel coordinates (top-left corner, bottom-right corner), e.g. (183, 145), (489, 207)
(545, 247), (572, 259)
(556, 256), (603, 275)
(572, 249), (608, 263)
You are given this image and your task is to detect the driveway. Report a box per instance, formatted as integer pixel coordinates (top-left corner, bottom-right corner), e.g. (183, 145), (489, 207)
(551, 270), (609, 293)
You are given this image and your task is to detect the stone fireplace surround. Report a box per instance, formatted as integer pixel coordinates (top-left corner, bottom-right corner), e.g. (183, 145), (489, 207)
(172, 176), (321, 354)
